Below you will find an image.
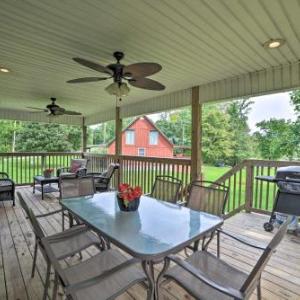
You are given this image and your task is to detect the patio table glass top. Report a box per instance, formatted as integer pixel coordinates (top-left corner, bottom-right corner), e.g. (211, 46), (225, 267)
(60, 192), (223, 259)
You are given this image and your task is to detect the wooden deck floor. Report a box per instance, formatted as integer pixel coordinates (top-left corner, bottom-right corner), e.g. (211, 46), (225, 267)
(0, 186), (300, 300)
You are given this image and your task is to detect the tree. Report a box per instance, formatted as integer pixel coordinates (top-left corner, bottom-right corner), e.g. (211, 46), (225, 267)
(254, 119), (296, 160)
(16, 122), (82, 152)
(226, 99), (254, 165)
(202, 105), (234, 164)
(0, 120), (22, 152)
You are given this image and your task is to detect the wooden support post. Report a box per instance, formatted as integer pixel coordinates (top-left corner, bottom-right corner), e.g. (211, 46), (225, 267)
(245, 161), (254, 213)
(82, 117), (88, 153)
(191, 86), (202, 181)
(115, 106), (122, 186)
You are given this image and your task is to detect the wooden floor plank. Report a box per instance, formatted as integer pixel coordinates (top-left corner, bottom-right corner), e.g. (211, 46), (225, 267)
(0, 202), (28, 300)
(0, 186), (298, 300)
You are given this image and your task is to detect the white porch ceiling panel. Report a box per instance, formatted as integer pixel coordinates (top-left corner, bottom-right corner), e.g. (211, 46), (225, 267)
(0, 0), (300, 125)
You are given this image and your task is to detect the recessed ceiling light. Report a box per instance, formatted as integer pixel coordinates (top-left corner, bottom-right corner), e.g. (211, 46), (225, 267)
(0, 67), (10, 73)
(263, 38), (285, 49)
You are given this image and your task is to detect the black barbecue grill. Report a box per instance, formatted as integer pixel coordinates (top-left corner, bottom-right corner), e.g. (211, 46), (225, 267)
(255, 166), (300, 232)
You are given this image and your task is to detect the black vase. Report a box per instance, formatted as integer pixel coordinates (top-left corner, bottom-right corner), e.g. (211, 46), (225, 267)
(117, 196), (140, 212)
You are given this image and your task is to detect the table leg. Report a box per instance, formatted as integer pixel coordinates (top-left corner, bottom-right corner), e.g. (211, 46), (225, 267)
(33, 179), (36, 194)
(142, 260), (156, 300)
(156, 258), (170, 300)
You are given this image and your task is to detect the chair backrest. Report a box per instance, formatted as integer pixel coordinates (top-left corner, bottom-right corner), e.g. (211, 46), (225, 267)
(186, 181), (229, 216)
(17, 192), (45, 240)
(69, 158), (88, 171)
(102, 163), (119, 180)
(240, 220), (289, 297)
(60, 176), (95, 199)
(150, 175), (182, 203)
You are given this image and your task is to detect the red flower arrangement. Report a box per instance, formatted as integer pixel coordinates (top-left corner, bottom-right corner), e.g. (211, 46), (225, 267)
(118, 183), (142, 207)
(44, 168), (54, 173)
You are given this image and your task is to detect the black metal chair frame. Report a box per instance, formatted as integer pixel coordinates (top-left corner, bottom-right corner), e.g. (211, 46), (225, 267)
(87, 163), (119, 192)
(0, 172), (15, 206)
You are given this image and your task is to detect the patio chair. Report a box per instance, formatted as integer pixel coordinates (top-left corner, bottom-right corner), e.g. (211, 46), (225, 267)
(185, 180), (229, 252)
(17, 192), (102, 300)
(150, 175), (182, 203)
(87, 163), (119, 192)
(57, 158), (88, 178)
(42, 238), (148, 300)
(59, 176), (95, 228)
(158, 219), (289, 300)
(0, 172), (15, 206)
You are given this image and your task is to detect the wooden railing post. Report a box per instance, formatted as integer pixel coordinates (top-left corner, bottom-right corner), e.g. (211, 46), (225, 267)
(245, 161), (254, 213)
(41, 154), (46, 174)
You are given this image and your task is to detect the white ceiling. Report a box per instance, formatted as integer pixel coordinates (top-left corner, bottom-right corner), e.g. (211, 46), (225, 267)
(0, 0), (300, 121)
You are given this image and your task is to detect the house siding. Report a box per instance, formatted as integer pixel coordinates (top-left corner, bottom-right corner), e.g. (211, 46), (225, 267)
(107, 117), (173, 157)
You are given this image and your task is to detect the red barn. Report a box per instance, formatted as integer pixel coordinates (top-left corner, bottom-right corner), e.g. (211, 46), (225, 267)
(107, 116), (173, 157)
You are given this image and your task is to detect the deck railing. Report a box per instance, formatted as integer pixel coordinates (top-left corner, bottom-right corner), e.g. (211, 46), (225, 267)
(0, 152), (82, 185)
(213, 159), (300, 216)
(83, 153), (191, 194)
(1, 151), (296, 216)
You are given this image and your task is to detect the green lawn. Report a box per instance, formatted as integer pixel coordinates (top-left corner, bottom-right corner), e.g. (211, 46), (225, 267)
(202, 165), (230, 181)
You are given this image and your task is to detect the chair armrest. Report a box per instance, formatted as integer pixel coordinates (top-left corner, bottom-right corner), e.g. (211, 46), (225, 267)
(0, 172), (9, 179)
(46, 224), (89, 243)
(144, 193), (151, 196)
(66, 257), (141, 294)
(217, 229), (266, 250)
(57, 167), (70, 176)
(35, 208), (65, 218)
(0, 178), (15, 186)
(75, 167), (87, 177)
(167, 255), (244, 300)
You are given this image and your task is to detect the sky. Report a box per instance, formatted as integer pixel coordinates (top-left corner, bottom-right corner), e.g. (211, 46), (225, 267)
(147, 91), (296, 133)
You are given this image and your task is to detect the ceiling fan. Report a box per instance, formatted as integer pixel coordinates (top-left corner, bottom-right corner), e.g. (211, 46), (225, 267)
(27, 97), (82, 116)
(67, 51), (165, 97)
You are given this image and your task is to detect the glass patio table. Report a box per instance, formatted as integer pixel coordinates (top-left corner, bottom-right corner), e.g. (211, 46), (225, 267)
(60, 191), (223, 299)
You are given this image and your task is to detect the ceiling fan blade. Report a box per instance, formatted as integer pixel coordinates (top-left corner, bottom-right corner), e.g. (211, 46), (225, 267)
(67, 77), (109, 84)
(73, 58), (113, 75)
(129, 78), (165, 91)
(63, 110), (82, 116)
(123, 63), (162, 78)
(26, 107), (48, 112)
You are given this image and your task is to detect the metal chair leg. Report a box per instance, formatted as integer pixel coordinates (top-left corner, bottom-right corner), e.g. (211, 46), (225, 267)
(217, 230), (220, 258)
(62, 211), (65, 231)
(257, 279), (262, 300)
(43, 261), (51, 300)
(52, 272), (58, 300)
(31, 240), (38, 278)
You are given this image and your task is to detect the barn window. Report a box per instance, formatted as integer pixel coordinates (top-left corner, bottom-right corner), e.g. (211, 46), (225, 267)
(149, 130), (158, 145)
(138, 148), (145, 156)
(125, 129), (135, 145)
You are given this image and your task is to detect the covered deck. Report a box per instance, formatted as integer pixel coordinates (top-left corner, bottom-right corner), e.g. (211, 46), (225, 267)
(0, 187), (299, 300)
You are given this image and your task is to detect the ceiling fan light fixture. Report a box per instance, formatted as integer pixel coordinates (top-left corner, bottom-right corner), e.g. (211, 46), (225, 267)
(263, 38), (285, 49)
(105, 82), (130, 97)
(0, 67), (10, 73)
